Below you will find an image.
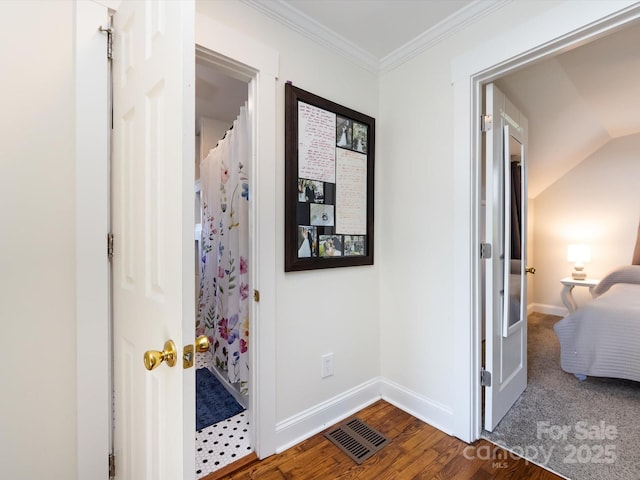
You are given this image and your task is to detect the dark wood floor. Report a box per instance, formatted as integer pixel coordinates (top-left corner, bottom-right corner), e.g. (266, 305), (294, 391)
(220, 400), (563, 479)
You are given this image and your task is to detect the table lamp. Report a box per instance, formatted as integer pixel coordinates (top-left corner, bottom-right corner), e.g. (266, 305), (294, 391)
(567, 244), (591, 280)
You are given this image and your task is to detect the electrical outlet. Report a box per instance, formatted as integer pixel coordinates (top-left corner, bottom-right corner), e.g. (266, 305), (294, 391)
(321, 353), (334, 378)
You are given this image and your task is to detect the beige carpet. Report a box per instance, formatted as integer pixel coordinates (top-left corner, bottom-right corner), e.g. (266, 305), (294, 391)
(483, 312), (640, 480)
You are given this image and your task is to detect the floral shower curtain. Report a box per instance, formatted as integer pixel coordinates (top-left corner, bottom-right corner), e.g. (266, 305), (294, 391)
(197, 103), (250, 393)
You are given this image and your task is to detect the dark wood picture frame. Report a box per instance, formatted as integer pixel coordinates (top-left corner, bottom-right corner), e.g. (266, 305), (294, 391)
(285, 83), (375, 271)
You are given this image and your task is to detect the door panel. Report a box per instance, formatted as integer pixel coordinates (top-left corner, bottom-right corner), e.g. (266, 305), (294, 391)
(112, 1), (195, 478)
(484, 83), (528, 431)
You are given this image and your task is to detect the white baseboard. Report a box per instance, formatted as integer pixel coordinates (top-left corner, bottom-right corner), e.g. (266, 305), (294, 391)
(274, 378), (381, 453)
(530, 303), (567, 317)
(380, 378), (454, 436)
(274, 377), (454, 453)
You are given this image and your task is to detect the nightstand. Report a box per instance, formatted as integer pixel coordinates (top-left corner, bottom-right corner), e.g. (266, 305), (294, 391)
(560, 277), (599, 314)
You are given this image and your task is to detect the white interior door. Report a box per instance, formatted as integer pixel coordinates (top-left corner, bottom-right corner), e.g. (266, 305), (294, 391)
(111, 1), (195, 478)
(484, 83), (528, 431)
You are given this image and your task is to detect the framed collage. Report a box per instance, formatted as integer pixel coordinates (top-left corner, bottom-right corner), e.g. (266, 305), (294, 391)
(284, 83), (375, 271)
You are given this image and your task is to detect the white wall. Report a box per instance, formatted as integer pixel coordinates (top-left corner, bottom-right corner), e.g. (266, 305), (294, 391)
(532, 133), (640, 311)
(0, 1), (77, 478)
(196, 1), (381, 427)
(378, 0), (562, 428)
(199, 117), (230, 163)
(528, 199), (536, 310)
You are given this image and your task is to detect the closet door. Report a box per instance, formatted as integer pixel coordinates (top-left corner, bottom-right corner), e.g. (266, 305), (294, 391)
(111, 1), (195, 478)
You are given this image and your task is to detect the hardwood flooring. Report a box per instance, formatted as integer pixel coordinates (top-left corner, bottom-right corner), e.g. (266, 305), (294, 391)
(221, 400), (563, 479)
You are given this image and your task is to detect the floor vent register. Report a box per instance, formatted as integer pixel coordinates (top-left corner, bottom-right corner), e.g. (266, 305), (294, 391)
(324, 417), (389, 464)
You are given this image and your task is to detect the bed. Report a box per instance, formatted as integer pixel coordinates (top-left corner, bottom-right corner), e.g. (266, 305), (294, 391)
(553, 265), (640, 382)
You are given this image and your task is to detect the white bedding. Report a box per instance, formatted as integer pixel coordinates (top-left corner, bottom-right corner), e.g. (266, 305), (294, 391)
(554, 283), (640, 382)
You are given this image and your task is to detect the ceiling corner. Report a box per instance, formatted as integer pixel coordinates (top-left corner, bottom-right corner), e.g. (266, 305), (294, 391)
(380, 0), (513, 73)
(241, 0), (380, 73)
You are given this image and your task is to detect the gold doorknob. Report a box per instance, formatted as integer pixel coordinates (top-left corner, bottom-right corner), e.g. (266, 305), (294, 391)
(195, 335), (210, 353)
(525, 267), (536, 274)
(143, 340), (177, 371)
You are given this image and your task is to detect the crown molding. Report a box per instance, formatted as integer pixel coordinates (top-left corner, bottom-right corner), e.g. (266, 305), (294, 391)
(241, 0), (380, 73)
(241, 0), (511, 74)
(380, 0), (512, 73)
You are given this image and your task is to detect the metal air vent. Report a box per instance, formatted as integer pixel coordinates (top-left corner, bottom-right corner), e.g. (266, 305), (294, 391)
(324, 417), (389, 464)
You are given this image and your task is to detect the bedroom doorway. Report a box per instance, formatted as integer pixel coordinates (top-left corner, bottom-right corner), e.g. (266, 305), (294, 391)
(474, 8), (640, 442)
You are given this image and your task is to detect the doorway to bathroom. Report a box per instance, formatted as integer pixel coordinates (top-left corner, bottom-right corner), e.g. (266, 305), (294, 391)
(193, 49), (254, 478)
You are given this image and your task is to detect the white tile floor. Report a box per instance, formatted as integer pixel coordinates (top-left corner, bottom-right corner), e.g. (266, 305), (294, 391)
(195, 352), (253, 479)
(195, 412), (252, 478)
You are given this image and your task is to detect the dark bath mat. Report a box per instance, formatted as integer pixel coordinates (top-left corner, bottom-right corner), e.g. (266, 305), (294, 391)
(196, 367), (245, 431)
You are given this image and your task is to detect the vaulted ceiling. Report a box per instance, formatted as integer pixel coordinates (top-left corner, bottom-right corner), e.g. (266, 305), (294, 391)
(496, 22), (640, 197)
(198, 1), (640, 198)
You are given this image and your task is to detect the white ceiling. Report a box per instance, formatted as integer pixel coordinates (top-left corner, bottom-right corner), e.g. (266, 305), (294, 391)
(243, 0), (508, 71)
(195, 60), (248, 133)
(281, 0), (470, 59)
(199, 1), (640, 197)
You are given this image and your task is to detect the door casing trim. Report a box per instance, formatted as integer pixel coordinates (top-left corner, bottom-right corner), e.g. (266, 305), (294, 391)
(450, 1), (640, 443)
(75, 2), (111, 478)
(194, 11), (280, 458)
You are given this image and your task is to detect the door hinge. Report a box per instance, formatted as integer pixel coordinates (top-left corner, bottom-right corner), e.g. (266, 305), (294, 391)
(481, 368), (492, 387)
(107, 233), (114, 261)
(481, 114), (492, 132)
(253, 289), (260, 302)
(108, 452), (115, 479)
(480, 242), (492, 259)
(99, 26), (113, 61)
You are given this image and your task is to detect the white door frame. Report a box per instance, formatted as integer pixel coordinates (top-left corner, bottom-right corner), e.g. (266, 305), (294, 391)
(75, 7), (279, 479)
(450, 1), (640, 443)
(194, 12), (279, 458)
(75, 2), (111, 478)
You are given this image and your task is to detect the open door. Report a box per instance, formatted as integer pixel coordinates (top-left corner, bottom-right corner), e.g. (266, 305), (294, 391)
(483, 83), (529, 431)
(111, 1), (195, 478)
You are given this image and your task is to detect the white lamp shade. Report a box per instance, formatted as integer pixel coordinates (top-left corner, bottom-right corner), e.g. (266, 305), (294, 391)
(567, 244), (591, 264)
